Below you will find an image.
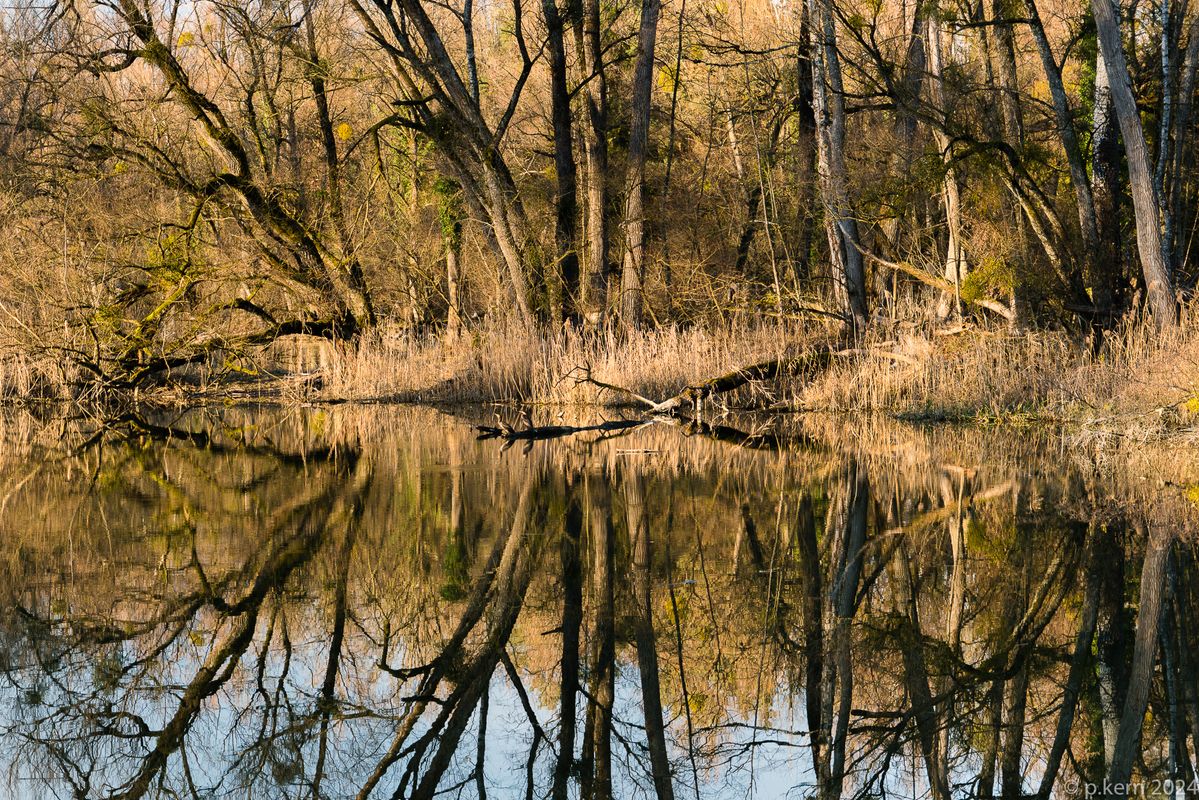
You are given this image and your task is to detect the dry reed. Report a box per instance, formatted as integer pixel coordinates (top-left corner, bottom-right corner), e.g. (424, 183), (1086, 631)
(316, 305), (1199, 435)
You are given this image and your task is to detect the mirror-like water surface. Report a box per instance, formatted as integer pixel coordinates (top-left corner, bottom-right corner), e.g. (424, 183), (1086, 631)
(0, 406), (1194, 799)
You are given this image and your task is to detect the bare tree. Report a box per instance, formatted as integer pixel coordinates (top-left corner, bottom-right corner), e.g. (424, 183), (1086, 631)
(619, 0), (662, 329)
(1091, 0), (1177, 324)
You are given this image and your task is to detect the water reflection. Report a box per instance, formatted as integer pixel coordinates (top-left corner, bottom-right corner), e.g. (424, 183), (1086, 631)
(0, 407), (1194, 799)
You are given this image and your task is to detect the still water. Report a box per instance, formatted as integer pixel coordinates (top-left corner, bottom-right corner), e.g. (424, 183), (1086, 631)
(0, 405), (1194, 799)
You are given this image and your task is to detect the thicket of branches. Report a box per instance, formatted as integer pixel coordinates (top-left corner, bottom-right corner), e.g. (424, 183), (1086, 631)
(0, 0), (1197, 389)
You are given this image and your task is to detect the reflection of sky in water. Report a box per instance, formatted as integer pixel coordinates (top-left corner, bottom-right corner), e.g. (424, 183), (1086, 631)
(0, 406), (1183, 799)
(0, 624), (939, 798)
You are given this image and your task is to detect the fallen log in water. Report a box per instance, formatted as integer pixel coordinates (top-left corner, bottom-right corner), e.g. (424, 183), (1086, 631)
(475, 416), (644, 443)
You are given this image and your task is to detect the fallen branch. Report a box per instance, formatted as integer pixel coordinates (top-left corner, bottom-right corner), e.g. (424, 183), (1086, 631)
(569, 345), (918, 414)
(863, 250), (1015, 321)
(475, 413), (643, 443)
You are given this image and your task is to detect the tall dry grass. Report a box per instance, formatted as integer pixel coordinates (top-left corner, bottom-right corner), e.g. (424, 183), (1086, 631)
(318, 303), (1199, 434)
(6, 296), (1199, 441)
(0, 352), (78, 403)
(792, 305), (1199, 429)
(319, 315), (831, 406)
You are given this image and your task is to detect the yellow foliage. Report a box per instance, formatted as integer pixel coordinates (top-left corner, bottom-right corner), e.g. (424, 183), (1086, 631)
(336, 122), (354, 141)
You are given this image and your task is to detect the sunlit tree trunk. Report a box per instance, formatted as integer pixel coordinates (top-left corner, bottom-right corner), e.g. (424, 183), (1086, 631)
(807, 0), (868, 331)
(571, 0), (611, 324)
(619, 0), (662, 329)
(1091, 0), (1178, 324)
(927, 18), (968, 319)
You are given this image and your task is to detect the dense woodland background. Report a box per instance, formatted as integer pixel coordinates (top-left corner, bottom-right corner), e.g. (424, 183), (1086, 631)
(0, 0), (1197, 392)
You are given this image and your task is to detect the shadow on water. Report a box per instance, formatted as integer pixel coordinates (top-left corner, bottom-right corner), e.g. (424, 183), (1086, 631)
(0, 405), (1196, 799)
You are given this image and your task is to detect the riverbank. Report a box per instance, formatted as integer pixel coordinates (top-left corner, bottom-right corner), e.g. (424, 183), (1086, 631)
(318, 307), (1199, 439)
(4, 306), (1199, 445)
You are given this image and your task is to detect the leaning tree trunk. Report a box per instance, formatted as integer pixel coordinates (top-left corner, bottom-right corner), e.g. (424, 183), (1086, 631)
(1024, 0), (1101, 305)
(808, 0), (868, 332)
(619, 0), (662, 329)
(1092, 0), (1178, 324)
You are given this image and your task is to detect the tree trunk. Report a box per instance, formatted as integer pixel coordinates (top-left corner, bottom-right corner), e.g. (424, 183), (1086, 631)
(877, 0), (927, 258)
(542, 0), (580, 325)
(572, 0), (611, 323)
(1168, 16), (1199, 269)
(1091, 0), (1178, 324)
(437, 178), (467, 340)
(986, 0), (1030, 327)
(808, 0), (868, 331)
(927, 18), (968, 319)
(793, 7), (819, 284)
(620, 0), (663, 329)
(1024, 0), (1099, 305)
(1091, 42), (1124, 315)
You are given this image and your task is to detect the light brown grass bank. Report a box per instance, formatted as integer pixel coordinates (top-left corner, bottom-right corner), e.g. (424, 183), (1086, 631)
(313, 308), (1199, 438)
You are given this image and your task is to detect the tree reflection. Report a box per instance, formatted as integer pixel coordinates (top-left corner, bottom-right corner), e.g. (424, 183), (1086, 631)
(0, 407), (1195, 799)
